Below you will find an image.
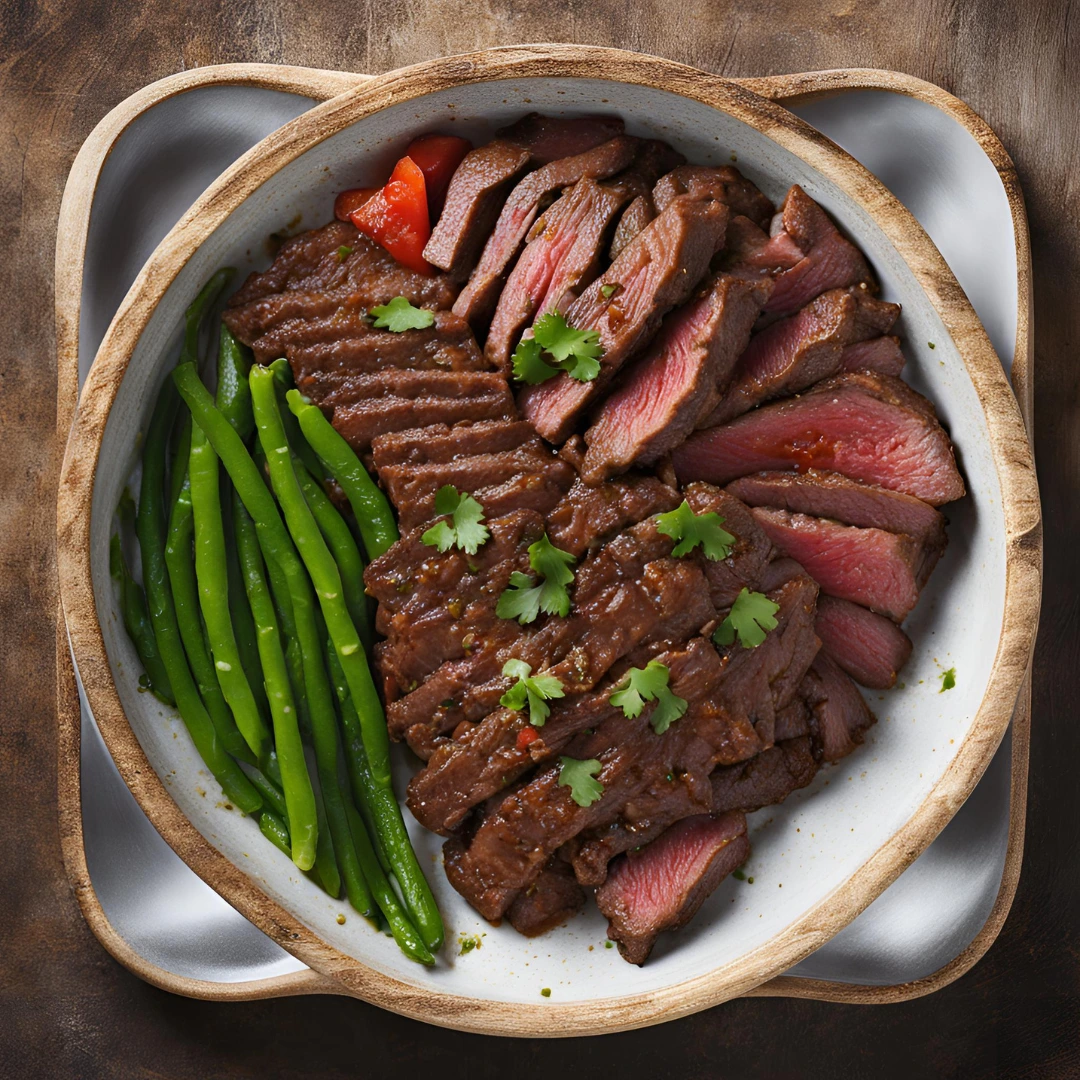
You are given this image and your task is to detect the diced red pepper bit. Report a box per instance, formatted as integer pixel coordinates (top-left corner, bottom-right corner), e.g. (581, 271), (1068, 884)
(515, 726), (540, 752)
(350, 155), (432, 275)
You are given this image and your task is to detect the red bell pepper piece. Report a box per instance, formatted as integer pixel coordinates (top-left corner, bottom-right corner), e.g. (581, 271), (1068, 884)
(406, 134), (472, 218)
(350, 156), (432, 275)
(334, 186), (379, 222)
(515, 726), (540, 752)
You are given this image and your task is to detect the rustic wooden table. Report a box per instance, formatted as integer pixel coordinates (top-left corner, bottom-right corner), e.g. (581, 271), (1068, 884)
(3, 1), (1076, 1075)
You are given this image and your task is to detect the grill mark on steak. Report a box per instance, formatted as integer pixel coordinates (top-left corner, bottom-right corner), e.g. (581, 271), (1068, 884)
(453, 136), (642, 328)
(672, 371), (966, 506)
(519, 195), (731, 443)
(815, 594), (913, 690)
(371, 420), (537, 470)
(654, 165), (774, 228)
(596, 811), (750, 965)
(582, 272), (773, 481)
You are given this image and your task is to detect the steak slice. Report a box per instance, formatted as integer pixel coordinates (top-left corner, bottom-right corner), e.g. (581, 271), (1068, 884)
(329, 372), (515, 451)
(763, 186), (875, 317)
(841, 335), (905, 375)
(654, 165), (773, 227)
(596, 811), (749, 965)
(520, 195), (730, 443)
(483, 178), (629, 372)
(229, 226), (457, 311)
(506, 858), (586, 937)
(710, 736), (819, 813)
(610, 194), (655, 261)
(313, 367), (511, 410)
(750, 506), (935, 621)
(371, 419), (536, 470)
(815, 594), (913, 689)
(423, 141), (533, 279)
(582, 273), (772, 481)
(727, 470), (946, 546)
(673, 371), (966, 506)
(802, 651), (876, 762)
(496, 113), (626, 165)
(722, 214), (805, 273)
(546, 474), (681, 558)
(703, 286), (901, 427)
(453, 137), (641, 327)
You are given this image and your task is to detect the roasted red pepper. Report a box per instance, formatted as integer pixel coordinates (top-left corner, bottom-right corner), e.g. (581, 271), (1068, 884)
(334, 186), (379, 222)
(350, 155), (432, 275)
(515, 726), (540, 752)
(405, 134), (472, 218)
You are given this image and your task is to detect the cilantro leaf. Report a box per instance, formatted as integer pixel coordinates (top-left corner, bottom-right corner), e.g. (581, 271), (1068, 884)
(369, 295), (436, 332)
(655, 500), (735, 560)
(509, 312), (604, 386)
(600, 283), (618, 299)
(420, 486), (489, 555)
(558, 757), (605, 807)
(609, 660), (688, 734)
(336, 245), (354, 260)
(500, 659), (565, 726)
(940, 668), (956, 692)
(496, 534), (577, 624)
(713, 588), (780, 649)
(511, 336), (560, 384)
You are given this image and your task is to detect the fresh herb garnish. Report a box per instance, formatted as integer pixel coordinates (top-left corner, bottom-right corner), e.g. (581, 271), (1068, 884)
(500, 659), (565, 727)
(600, 283), (619, 299)
(940, 667), (956, 692)
(369, 295), (436, 332)
(336, 244), (354, 260)
(609, 660), (688, 734)
(655, 500), (735, 560)
(420, 486), (489, 555)
(510, 311), (603, 385)
(713, 588), (780, 649)
(496, 534), (577, 624)
(558, 756), (604, 807)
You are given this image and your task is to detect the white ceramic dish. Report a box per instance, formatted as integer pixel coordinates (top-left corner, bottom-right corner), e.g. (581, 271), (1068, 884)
(57, 48), (1039, 1034)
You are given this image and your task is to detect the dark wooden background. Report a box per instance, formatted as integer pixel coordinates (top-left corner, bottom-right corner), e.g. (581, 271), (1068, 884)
(3, 1), (1077, 1076)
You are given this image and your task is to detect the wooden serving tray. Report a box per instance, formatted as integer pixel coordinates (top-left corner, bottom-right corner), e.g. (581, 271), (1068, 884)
(55, 62), (1033, 1008)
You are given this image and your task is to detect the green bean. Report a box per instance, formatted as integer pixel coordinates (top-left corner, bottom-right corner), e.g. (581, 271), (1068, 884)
(112, 493), (174, 704)
(181, 268), (235, 366)
(293, 456), (371, 648)
(216, 325), (255, 441)
(224, 488), (269, 722)
(311, 773), (341, 898)
(327, 645), (442, 950)
(168, 413), (193, 514)
(174, 362), (372, 915)
(189, 420), (270, 763)
(268, 358), (324, 481)
(164, 476), (254, 764)
(136, 377), (260, 814)
(242, 763), (288, 820)
(259, 809), (293, 858)
(286, 389), (398, 559)
(233, 493), (318, 871)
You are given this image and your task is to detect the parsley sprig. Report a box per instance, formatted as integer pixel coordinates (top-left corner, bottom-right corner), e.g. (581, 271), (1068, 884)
(370, 295), (435, 332)
(500, 659), (565, 727)
(511, 312), (603, 385)
(421, 486), (490, 555)
(655, 500), (735, 560)
(496, 534), (577, 624)
(713, 588), (780, 649)
(558, 757), (604, 807)
(609, 660), (688, 734)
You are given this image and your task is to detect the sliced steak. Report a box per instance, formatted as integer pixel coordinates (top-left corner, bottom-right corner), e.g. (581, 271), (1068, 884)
(371, 419), (536, 470)
(653, 165), (773, 228)
(546, 474), (681, 557)
(610, 194), (655, 261)
(582, 273), (772, 481)
(763, 186), (875, 317)
(802, 651), (876, 762)
(815, 594), (913, 689)
(496, 113), (626, 166)
(423, 141), (533, 279)
(453, 136), (641, 327)
(710, 736), (819, 813)
(520, 195), (730, 443)
(841, 335), (905, 375)
(727, 470), (946, 546)
(506, 858), (586, 937)
(596, 811), (749, 965)
(672, 371), (966, 506)
(750, 506), (936, 621)
(722, 214), (805, 274)
(483, 178), (630, 371)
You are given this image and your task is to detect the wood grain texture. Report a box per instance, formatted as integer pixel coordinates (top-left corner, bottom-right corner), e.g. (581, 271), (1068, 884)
(4, 0), (1077, 1075)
